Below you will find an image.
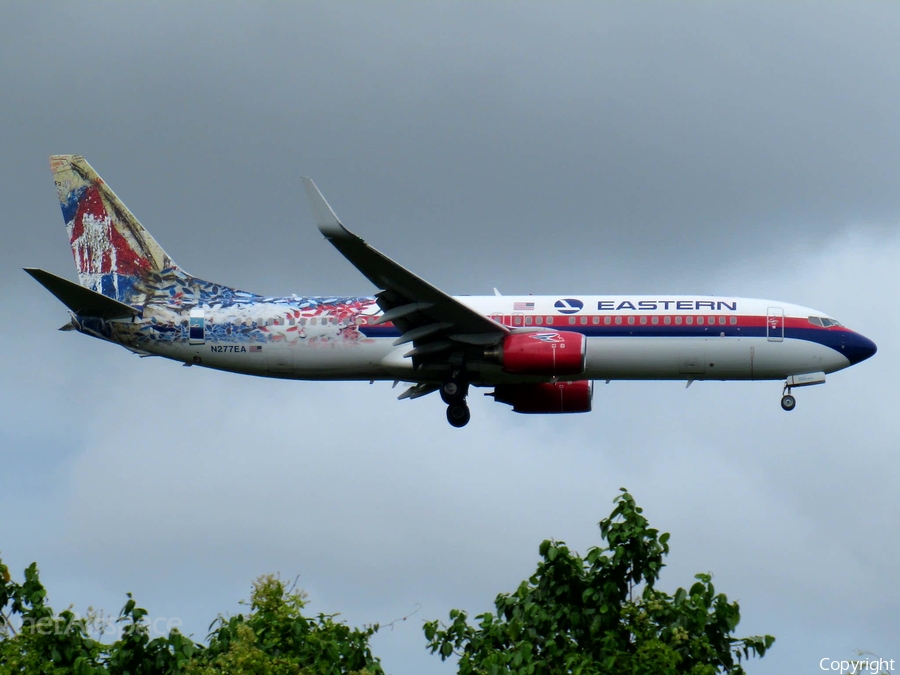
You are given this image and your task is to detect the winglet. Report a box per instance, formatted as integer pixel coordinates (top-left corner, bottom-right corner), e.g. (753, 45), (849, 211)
(302, 177), (350, 240)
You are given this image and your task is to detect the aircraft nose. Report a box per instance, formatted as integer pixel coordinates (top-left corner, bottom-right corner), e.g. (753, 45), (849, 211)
(844, 332), (877, 365)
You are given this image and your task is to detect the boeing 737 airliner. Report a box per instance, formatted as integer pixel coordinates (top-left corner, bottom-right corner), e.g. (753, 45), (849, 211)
(27, 156), (877, 427)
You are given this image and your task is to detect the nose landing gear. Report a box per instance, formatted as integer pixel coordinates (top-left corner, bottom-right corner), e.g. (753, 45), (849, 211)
(779, 372), (827, 412)
(781, 391), (796, 411)
(442, 379), (470, 427)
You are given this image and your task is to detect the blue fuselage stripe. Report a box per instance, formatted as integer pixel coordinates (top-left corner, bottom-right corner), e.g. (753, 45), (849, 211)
(359, 325), (849, 353)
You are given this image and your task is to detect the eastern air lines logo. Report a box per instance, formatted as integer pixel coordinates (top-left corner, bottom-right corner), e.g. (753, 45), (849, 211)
(530, 332), (565, 343)
(554, 298), (583, 314)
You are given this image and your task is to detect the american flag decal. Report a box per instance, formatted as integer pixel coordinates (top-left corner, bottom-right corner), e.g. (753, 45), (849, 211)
(513, 302), (535, 311)
(250, 345), (262, 352)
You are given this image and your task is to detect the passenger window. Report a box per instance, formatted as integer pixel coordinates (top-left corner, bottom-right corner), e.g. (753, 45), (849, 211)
(664, 316), (671, 325)
(546, 317), (554, 325)
(604, 316), (611, 325)
(652, 316), (659, 325)
(580, 316), (588, 325)
(592, 316), (599, 325)
(615, 316), (623, 325)
(697, 317), (704, 325)
(719, 316), (726, 325)
(627, 316), (635, 325)
(524, 316), (532, 325)
(569, 316), (576, 325)
(730, 316), (737, 325)
(310, 318), (317, 326)
(514, 315), (522, 325)
(675, 316), (682, 325)
(686, 316), (693, 325)
(536, 316), (543, 325)
(640, 316), (648, 325)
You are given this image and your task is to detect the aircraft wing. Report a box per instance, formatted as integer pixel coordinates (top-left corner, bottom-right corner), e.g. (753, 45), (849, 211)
(302, 178), (508, 368)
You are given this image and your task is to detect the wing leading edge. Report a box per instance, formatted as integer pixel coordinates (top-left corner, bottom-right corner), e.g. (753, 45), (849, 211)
(301, 178), (508, 371)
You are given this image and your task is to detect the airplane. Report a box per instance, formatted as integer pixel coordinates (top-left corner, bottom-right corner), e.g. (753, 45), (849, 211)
(27, 155), (877, 427)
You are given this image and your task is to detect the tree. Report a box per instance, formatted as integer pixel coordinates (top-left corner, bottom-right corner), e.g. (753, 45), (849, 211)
(187, 574), (382, 675)
(0, 560), (381, 675)
(424, 488), (774, 674)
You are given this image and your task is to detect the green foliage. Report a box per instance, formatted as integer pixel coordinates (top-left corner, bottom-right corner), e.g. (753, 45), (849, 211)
(103, 593), (196, 675)
(0, 560), (104, 675)
(2, 488), (776, 674)
(0, 561), (380, 675)
(188, 574), (382, 675)
(423, 489), (775, 674)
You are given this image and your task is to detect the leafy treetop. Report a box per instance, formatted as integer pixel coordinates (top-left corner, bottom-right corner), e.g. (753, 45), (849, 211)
(424, 488), (775, 675)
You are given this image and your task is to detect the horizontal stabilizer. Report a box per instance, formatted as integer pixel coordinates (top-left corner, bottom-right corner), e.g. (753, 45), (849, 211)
(24, 268), (139, 319)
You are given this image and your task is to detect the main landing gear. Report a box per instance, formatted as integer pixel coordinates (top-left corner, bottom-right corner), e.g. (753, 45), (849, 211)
(442, 379), (470, 428)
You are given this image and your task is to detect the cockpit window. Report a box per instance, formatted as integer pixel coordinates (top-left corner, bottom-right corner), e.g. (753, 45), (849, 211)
(809, 316), (844, 328)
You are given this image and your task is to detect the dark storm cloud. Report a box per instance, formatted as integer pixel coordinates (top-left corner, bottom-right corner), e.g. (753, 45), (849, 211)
(2, 3), (898, 673)
(5, 3), (900, 292)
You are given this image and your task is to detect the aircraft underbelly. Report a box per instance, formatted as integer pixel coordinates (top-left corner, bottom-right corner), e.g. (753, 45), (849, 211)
(129, 333), (848, 383)
(140, 337), (395, 379)
(583, 337), (845, 381)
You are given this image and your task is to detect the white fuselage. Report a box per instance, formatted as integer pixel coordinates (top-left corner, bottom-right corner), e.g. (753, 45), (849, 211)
(91, 294), (859, 386)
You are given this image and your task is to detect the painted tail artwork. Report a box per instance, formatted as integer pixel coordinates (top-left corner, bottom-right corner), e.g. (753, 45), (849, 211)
(50, 154), (177, 305)
(27, 155), (377, 355)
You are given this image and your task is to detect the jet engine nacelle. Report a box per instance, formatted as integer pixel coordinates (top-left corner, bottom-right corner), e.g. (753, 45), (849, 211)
(490, 330), (586, 376)
(492, 380), (593, 414)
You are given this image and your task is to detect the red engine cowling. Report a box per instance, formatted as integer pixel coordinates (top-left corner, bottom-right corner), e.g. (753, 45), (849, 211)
(496, 331), (586, 376)
(492, 380), (593, 414)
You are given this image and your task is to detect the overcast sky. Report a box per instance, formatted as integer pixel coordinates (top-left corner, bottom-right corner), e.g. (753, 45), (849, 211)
(2, 3), (898, 673)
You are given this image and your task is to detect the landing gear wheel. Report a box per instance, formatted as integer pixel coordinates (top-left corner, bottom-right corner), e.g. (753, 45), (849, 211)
(440, 380), (467, 404)
(446, 403), (471, 428)
(781, 394), (796, 412)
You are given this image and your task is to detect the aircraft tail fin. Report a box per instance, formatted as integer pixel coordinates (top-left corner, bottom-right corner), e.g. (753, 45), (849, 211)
(50, 155), (178, 303)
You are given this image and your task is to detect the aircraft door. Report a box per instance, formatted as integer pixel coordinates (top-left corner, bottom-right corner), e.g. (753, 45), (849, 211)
(189, 309), (205, 345)
(767, 307), (784, 342)
(678, 349), (706, 374)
